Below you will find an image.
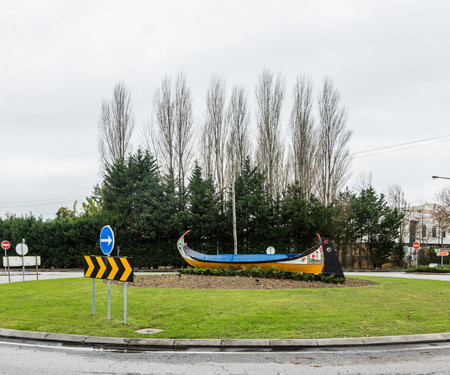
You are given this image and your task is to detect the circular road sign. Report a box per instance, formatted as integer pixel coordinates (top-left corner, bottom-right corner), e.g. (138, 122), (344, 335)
(1, 240), (10, 250)
(15, 242), (29, 256)
(266, 246), (275, 255)
(413, 241), (420, 250)
(99, 225), (115, 255)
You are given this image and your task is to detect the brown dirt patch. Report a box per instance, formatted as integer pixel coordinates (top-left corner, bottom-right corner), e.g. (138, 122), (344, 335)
(128, 274), (377, 290)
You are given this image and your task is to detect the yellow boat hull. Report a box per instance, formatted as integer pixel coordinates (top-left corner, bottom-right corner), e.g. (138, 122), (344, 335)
(181, 257), (324, 274)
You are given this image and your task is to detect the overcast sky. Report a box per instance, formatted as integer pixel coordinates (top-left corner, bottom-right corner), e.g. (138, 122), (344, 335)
(1, 0), (449, 219)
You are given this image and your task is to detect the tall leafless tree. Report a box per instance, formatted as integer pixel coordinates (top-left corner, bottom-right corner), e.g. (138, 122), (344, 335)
(388, 183), (411, 245)
(174, 72), (195, 206)
(226, 85), (251, 180)
(433, 187), (450, 246)
(151, 76), (175, 181)
(255, 69), (286, 198)
(201, 75), (228, 201)
(353, 172), (373, 192)
(316, 77), (352, 205)
(98, 82), (135, 170)
(225, 85), (251, 254)
(289, 75), (317, 197)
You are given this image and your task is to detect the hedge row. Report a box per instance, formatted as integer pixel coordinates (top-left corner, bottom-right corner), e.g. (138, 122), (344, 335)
(178, 266), (346, 284)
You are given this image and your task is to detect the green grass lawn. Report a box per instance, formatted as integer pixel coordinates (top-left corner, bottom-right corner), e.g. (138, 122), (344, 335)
(0, 276), (448, 339)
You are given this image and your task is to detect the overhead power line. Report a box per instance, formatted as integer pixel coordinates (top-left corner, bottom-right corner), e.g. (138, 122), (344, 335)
(0, 196), (86, 210)
(351, 134), (450, 159)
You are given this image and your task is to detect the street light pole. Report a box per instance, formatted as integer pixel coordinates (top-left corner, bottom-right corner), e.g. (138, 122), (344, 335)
(432, 176), (450, 180)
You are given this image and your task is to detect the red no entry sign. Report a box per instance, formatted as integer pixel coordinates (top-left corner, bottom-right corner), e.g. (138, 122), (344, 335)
(1, 240), (10, 250)
(413, 241), (420, 250)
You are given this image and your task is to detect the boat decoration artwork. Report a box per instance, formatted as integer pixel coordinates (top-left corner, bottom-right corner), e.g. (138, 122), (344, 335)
(176, 230), (344, 278)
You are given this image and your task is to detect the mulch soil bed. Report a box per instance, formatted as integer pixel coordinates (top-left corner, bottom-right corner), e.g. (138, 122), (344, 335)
(124, 274), (377, 289)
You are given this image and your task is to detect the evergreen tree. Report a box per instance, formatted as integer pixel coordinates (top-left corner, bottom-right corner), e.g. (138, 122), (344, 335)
(281, 187), (333, 252)
(352, 188), (403, 268)
(232, 158), (273, 253)
(101, 148), (169, 266)
(186, 162), (221, 253)
(332, 190), (358, 267)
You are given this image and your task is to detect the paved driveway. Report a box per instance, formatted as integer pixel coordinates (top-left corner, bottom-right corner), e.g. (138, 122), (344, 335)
(0, 270), (83, 284)
(346, 271), (450, 281)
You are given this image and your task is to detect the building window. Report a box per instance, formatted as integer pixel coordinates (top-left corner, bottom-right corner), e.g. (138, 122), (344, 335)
(422, 225), (426, 238)
(443, 230), (447, 238)
(409, 220), (418, 244)
(432, 226), (437, 237)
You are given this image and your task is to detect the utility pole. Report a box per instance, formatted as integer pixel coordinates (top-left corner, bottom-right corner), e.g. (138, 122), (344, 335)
(232, 178), (238, 254)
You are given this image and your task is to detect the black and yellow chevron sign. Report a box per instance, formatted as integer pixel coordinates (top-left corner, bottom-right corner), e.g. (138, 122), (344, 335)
(83, 255), (133, 283)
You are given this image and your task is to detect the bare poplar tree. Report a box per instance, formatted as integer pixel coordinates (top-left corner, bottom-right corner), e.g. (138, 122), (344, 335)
(289, 75), (317, 197)
(388, 183), (411, 245)
(98, 82), (135, 169)
(201, 75), (228, 200)
(316, 77), (352, 205)
(255, 69), (286, 198)
(226, 85), (250, 179)
(433, 187), (450, 246)
(174, 72), (195, 205)
(353, 172), (373, 192)
(225, 85), (250, 254)
(151, 76), (175, 181)
(201, 130), (214, 180)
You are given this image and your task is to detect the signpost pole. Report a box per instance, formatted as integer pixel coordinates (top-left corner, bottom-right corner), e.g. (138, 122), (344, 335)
(92, 279), (95, 315)
(99, 225), (114, 321)
(124, 282), (127, 325)
(7, 257), (10, 283)
(413, 241), (420, 268)
(21, 239), (25, 282)
(107, 280), (111, 320)
(2, 240), (10, 275)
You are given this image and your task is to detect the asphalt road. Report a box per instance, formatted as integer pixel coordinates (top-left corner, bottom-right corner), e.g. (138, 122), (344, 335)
(1, 270), (449, 283)
(0, 340), (449, 375)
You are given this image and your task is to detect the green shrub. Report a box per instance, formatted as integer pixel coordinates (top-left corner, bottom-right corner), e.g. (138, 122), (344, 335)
(178, 266), (345, 283)
(406, 265), (450, 273)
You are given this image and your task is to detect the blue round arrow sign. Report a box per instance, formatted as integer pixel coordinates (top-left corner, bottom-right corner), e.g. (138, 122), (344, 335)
(99, 225), (115, 255)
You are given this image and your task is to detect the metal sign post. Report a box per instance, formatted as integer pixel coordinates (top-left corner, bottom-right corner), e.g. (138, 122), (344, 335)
(21, 241), (25, 281)
(435, 249), (449, 265)
(15, 239), (29, 282)
(85, 226), (132, 323)
(7, 257), (10, 283)
(83, 254), (133, 323)
(413, 241), (420, 267)
(99, 226), (115, 321)
(92, 279), (95, 315)
(2, 241), (10, 275)
(124, 282), (127, 325)
(107, 279), (111, 320)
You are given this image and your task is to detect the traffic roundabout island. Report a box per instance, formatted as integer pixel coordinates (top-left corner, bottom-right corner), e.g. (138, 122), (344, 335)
(1, 271), (449, 350)
(126, 274), (377, 289)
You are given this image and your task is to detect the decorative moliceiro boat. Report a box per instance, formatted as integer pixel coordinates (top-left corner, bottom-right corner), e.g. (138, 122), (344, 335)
(177, 230), (344, 278)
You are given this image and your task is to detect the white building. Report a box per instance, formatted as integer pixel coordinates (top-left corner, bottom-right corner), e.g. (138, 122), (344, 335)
(404, 203), (449, 247)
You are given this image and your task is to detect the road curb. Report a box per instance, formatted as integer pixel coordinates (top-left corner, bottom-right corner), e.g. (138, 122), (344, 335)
(0, 328), (449, 350)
